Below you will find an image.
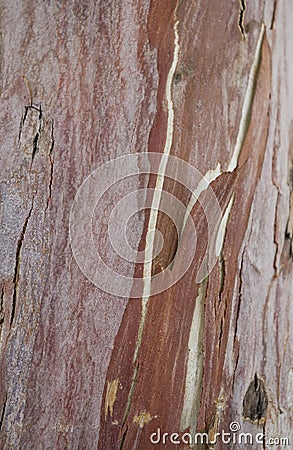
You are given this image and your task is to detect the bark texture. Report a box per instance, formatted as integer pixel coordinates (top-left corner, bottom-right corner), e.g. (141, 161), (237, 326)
(0, 1), (292, 449)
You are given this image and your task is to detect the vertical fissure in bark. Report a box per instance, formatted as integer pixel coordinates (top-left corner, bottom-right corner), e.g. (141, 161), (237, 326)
(120, 363), (139, 438)
(46, 119), (55, 210)
(119, 424), (128, 450)
(31, 132), (39, 163)
(218, 318), (224, 354)
(0, 399), (6, 433)
(18, 105), (30, 141)
(218, 254), (226, 304)
(49, 119), (54, 155)
(270, 0), (278, 30)
(10, 203), (34, 328)
(238, 0), (246, 37)
(233, 249), (245, 345)
(30, 104), (42, 166)
(262, 421), (267, 450)
(0, 286), (4, 325)
(0, 285), (4, 355)
(273, 191), (281, 272)
(19, 104), (42, 142)
(285, 182), (293, 259)
(232, 349), (240, 391)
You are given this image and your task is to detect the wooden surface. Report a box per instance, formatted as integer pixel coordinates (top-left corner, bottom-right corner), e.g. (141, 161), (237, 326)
(0, 1), (292, 449)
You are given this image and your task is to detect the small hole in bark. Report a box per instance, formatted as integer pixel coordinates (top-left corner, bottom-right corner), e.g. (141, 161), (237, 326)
(173, 71), (182, 84)
(242, 374), (268, 423)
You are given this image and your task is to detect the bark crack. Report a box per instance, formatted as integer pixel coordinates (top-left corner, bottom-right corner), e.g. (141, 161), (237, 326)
(262, 420), (266, 450)
(238, 0), (247, 38)
(270, 0), (278, 30)
(119, 424), (128, 450)
(218, 317), (224, 354)
(31, 132), (40, 164)
(232, 348), (240, 390)
(217, 254), (225, 312)
(285, 192), (293, 259)
(234, 249), (245, 345)
(273, 191), (281, 272)
(46, 119), (55, 210)
(19, 104), (42, 143)
(30, 104), (42, 166)
(0, 399), (6, 433)
(10, 203), (34, 328)
(0, 285), (4, 352)
(119, 364), (139, 449)
(0, 286), (4, 326)
(18, 103), (43, 167)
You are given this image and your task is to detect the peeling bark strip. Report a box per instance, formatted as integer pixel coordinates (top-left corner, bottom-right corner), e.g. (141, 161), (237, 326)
(135, 10), (180, 365)
(98, 2), (181, 448)
(228, 23), (265, 172)
(197, 31), (272, 432)
(105, 379), (119, 421)
(100, 27), (272, 450)
(180, 280), (206, 434)
(0, 1), (293, 449)
(100, 5), (270, 448)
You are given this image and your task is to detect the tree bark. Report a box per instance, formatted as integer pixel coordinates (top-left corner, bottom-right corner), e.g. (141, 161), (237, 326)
(0, 1), (292, 449)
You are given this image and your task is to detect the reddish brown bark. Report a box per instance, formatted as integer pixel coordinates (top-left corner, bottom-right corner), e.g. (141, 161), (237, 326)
(0, 1), (292, 449)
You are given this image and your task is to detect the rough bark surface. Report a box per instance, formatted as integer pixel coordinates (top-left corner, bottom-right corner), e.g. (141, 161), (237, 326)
(0, 1), (292, 449)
